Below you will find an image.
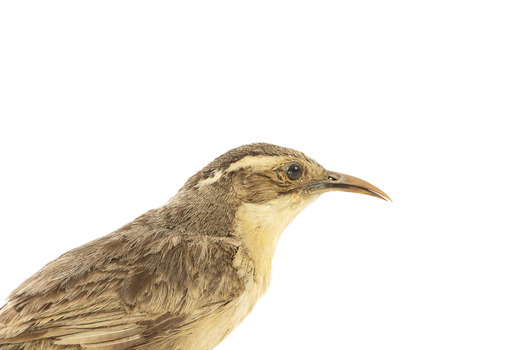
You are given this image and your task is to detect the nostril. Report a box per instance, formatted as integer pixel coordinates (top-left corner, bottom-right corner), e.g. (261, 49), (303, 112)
(328, 175), (338, 181)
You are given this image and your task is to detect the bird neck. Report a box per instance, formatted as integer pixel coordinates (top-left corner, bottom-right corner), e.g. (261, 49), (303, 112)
(162, 190), (240, 237)
(234, 194), (319, 294)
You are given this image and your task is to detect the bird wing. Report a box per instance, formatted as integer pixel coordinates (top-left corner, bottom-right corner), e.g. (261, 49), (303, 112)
(0, 230), (251, 349)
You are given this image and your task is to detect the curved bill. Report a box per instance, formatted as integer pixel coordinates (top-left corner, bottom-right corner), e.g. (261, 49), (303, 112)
(307, 171), (392, 202)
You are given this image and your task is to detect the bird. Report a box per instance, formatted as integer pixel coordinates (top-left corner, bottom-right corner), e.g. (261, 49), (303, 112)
(0, 143), (390, 350)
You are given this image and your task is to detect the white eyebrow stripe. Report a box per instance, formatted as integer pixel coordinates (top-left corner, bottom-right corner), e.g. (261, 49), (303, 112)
(195, 156), (295, 189)
(194, 169), (224, 188)
(226, 156), (291, 173)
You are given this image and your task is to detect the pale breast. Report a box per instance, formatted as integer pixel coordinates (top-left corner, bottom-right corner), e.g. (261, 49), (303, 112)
(194, 282), (260, 350)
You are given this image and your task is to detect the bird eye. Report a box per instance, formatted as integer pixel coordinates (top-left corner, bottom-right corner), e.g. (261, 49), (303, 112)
(286, 162), (303, 180)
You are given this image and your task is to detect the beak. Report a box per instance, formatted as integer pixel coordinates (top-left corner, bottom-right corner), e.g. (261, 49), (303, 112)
(307, 171), (392, 202)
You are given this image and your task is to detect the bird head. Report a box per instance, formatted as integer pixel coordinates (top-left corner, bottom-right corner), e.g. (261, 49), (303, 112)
(170, 143), (389, 240)
(182, 142), (390, 203)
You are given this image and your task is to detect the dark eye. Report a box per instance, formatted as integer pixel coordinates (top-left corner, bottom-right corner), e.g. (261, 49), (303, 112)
(286, 162), (303, 180)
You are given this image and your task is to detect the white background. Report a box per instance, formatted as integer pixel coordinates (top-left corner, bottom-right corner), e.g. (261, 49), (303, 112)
(1, 1), (524, 349)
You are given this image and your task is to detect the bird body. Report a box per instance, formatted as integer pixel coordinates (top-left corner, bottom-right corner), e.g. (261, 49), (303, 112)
(0, 143), (390, 350)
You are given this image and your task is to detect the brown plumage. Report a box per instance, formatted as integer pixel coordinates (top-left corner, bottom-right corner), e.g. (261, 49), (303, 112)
(0, 143), (390, 350)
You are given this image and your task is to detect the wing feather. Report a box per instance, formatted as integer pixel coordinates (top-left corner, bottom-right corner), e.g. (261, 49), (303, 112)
(0, 230), (248, 349)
